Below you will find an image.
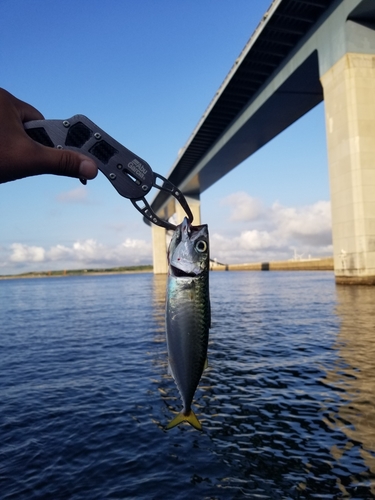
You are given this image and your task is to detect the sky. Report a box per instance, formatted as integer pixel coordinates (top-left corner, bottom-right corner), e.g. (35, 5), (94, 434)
(0, 0), (332, 275)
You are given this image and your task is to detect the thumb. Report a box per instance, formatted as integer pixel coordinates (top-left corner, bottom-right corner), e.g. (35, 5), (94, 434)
(36, 145), (98, 180)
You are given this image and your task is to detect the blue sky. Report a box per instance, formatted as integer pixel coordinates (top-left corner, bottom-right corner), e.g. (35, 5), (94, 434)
(0, 0), (332, 274)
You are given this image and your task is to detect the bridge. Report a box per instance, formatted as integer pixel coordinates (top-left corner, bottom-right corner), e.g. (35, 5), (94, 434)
(146, 0), (375, 284)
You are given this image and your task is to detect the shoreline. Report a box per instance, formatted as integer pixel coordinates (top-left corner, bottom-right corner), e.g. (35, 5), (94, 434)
(0, 258), (334, 280)
(211, 257), (333, 272)
(0, 266), (153, 281)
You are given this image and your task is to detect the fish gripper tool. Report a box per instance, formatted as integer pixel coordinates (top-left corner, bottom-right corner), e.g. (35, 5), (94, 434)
(24, 115), (193, 231)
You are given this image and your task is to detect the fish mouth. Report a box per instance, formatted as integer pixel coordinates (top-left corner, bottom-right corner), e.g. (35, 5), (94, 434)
(171, 265), (197, 278)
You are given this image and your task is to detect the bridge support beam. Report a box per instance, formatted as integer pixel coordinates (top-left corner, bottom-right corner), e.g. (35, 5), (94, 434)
(151, 224), (167, 274)
(152, 195), (201, 274)
(321, 52), (375, 284)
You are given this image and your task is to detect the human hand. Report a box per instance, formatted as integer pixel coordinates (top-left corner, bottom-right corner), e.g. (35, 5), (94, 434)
(0, 88), (98, 184)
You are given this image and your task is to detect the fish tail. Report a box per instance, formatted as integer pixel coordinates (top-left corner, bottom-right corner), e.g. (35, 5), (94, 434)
(166, 409), (202, 431)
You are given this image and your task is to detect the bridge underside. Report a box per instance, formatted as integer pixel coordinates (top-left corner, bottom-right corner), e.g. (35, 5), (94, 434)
(150, 0), (375, 283)
(155, 50), (323, 226)
(192, 52), (323, 196)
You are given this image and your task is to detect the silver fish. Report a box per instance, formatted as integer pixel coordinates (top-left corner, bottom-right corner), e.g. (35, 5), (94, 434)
(165, 217), (210, 430)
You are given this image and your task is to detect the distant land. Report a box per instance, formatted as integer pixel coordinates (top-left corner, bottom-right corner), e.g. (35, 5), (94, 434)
(0, 265), (153, 280)
(0, 257), (334, 280)
(211, 257), (333, 272)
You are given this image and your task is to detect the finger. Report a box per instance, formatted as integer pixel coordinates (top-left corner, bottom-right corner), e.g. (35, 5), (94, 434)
(34, 145), (98, 179)
(18, 100), (45, 123)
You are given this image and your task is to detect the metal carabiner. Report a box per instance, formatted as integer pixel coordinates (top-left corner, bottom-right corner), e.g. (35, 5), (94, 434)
(131, 172), (193, 230)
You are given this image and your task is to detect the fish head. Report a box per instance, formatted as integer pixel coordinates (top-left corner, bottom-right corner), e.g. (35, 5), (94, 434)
(168, 217), (209, 276)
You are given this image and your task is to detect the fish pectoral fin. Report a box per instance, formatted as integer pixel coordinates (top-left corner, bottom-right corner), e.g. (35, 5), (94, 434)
(165, 409), (202, 431)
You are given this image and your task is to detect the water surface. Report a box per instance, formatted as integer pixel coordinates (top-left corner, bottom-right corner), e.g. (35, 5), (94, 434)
(1, 271), (374, 499)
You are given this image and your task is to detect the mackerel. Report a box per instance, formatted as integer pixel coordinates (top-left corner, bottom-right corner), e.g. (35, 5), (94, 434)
(165, 217), (210, 430)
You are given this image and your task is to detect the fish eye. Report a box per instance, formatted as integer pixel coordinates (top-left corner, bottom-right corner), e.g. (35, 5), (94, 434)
(195, 239), (207, 253)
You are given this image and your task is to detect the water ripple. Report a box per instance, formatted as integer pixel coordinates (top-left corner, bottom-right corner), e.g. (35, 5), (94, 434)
(1, 272), (375, 498)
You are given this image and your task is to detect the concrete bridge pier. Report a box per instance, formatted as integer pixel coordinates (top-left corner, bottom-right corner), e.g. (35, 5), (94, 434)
(321, 52), (375, 284)
(151, 195), (201, 274)
(151, 224), (168, 274)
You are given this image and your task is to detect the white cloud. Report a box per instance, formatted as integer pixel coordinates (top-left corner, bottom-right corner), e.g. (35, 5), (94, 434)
(210, 194), (332, 264)
(10, 243), (45, 263)
(2, 238), (152, 274)
(238, 229), (279, 250)
(221, 191), (264, 221)
(1, 195), (333, 274)
(272, 200), (332, 245)
(56, 187), (90, 203)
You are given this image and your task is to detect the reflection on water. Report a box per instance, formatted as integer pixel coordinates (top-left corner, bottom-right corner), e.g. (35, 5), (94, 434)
(152, 274), (167, 330)
(323, 285), (375, 496)
(154, 271), (375, 497)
